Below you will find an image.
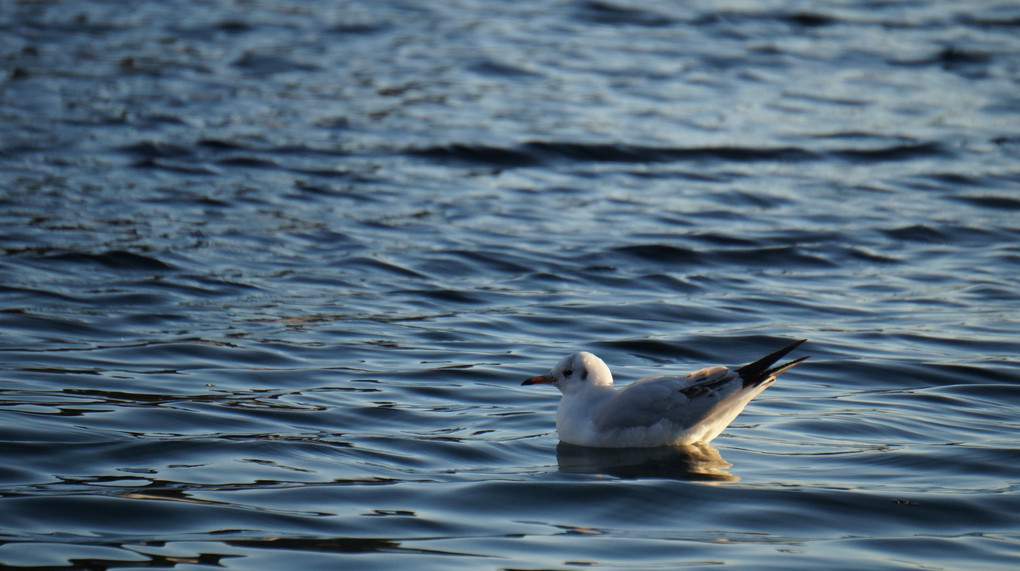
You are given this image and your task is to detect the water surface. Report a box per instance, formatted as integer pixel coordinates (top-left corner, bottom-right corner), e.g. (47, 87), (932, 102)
(2, 0), (1020, 568)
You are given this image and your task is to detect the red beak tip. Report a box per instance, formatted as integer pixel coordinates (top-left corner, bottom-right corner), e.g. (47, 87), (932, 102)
(522, 375), (554, 386)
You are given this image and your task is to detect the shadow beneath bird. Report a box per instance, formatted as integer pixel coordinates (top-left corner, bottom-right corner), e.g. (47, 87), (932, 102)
(556, 441), (739, 483)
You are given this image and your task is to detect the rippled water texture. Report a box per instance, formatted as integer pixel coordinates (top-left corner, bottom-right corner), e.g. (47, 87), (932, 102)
(2, 0), (1020, 568)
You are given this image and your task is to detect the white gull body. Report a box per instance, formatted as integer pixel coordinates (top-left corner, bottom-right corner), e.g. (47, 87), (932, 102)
(523, 339), (808, 448)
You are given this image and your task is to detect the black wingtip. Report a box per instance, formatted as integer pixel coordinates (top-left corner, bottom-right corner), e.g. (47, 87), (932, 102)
(736, 339), (808, 387)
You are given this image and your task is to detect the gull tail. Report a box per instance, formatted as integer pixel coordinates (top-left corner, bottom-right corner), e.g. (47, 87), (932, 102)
(736, 339), (809, 388)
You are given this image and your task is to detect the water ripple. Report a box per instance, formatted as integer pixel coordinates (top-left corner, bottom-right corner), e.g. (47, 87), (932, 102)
(2, 0), (1020, 568)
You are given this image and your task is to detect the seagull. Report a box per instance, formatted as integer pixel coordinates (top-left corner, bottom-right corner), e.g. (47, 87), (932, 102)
(522, 339), (808, 448)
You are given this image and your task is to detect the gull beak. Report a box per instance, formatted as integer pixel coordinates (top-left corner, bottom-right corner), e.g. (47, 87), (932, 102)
(522, 374), (556, 386)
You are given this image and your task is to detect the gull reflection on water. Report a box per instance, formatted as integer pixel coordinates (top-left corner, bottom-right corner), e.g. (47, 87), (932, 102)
(556, 442), (739, 483)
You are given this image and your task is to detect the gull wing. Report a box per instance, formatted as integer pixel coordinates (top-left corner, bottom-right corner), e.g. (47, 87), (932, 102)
(591, 366), (742, 432)
(584, 340), (808, 445)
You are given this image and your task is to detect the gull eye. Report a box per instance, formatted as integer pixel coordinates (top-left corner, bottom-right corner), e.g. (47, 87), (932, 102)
(563, 369), (573, 377)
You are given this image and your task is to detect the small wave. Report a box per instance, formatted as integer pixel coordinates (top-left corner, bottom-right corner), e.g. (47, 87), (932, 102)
(951, 195), (1020, 210)
(407, 141), (818, 166)
(408, 143), (539, 166)
(42, 250), (175, 271)
(231, 52), (321, 75)
(198, 138), (251, 151)
(831, 142), (947, 162)
(881, 224), (949, 243)
(408, 141), (949, 167)
(613, 244), (703, 264)
(215, 156), (280, 168)
(715, 246), (836, 268)
(118, 141), (194, 159)
(577, 1), (675, 27)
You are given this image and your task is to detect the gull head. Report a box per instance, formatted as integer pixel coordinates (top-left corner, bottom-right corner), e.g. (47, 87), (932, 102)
(522, 351), (614, 395)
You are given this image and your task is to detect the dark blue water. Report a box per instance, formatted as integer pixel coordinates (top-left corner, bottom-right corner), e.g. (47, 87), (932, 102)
(3, 0), (1020, 568)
